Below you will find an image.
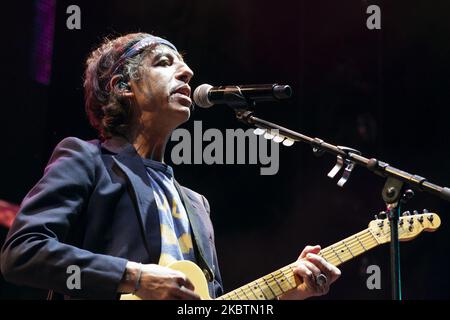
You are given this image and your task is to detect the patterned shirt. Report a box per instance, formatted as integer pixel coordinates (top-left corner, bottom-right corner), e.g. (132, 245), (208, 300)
(142, 158), (196, 266)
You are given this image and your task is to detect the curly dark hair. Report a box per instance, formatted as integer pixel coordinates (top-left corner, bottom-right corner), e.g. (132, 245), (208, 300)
(83, 32), (155, 140)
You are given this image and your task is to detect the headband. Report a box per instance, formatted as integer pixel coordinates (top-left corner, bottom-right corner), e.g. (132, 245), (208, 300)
(112, 35), (178, 75)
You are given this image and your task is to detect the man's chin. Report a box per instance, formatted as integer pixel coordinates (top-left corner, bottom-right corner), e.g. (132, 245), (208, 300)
(171, 104), (191, 123)
(175, 103), (191, 114)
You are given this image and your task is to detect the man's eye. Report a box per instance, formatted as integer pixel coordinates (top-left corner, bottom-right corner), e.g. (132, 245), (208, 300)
(156, 59), (171, 67)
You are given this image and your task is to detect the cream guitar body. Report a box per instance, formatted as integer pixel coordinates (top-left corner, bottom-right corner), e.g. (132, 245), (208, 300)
(121, 260), (212, 300)
(121, 212), (441, 300)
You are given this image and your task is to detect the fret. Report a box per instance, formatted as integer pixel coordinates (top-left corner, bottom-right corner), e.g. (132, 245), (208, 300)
(267, 273), (285, 296)
(240, 287), (251, 299)
(247, 281), (265, 300)
(350, 234), (371, 255)
(330, 245), (343, 263)
(274, 271), (294, 292)
(220, 292), (231, 300)
(261, 277), (277, 299)
(320, 253), (329, 262)
(342, 239), (354, 257)
(245, 283), (259, 300)
(360, 232), (377, 250)
(224, 288), (245, 300)
(280, 268), (296, 289)
(220, 293), (230, 300)
(367, 228), (381, 245)
(255, 280), (271, 300)
(349, 239), (366, 256)
(339, 243), (355, 261)
(355, 234), (367, 251)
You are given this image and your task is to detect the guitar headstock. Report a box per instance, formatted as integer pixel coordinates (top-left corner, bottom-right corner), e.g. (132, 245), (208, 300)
(368, 210), (441, 244)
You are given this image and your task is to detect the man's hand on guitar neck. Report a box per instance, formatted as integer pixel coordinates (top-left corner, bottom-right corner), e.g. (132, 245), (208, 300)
(279, 245), (341, 300)
(118, 262), (201, 300)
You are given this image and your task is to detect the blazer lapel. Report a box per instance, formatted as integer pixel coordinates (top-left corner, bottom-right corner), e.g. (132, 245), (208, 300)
(174, 181), (214, 280)
(106, 140), (161, 264)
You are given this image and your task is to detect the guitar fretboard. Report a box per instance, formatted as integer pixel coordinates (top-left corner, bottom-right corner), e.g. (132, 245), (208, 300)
(216, 228), (379, 300)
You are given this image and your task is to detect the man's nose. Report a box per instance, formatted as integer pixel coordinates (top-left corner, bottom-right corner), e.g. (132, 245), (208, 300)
(176, 62), (194, 84)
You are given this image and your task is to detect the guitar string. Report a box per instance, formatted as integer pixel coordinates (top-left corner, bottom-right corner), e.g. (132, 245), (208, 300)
(320, 221), (418, 263)
(219, 219), (427, 300)
(219, 230), (379, 300)
(320, 230), (378, 262)
(221, 232), (378, 300)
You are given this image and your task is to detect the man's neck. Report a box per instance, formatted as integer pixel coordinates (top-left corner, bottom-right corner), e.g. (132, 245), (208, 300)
(127, 111), (180, 162)
(133, 130), (170, 162)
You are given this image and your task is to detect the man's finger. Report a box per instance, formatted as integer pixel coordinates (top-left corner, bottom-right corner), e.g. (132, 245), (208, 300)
(301, 260), (322, 278)
(294, 264), (323, 294)
(174, 285), (201, 300)
(174, 273), (196, 292)
(299, 245), (321, 259)
(294, 263), (315, 285)
(306, 253), (341, 283)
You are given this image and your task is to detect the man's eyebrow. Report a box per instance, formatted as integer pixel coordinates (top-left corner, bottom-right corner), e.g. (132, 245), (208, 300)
(151, 50), (184, 62)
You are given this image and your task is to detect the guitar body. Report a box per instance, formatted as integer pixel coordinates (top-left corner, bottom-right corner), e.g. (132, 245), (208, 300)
(120, 260), (212, 300)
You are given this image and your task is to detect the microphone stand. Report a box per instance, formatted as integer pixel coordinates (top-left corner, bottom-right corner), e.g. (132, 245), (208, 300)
(234, 109), (450, 300)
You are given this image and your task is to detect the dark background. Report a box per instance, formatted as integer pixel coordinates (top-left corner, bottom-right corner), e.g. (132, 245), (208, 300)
(1, 0), (450, 299)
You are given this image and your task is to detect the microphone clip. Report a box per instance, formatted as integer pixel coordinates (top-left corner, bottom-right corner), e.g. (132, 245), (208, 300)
(327, 146), (361, 187)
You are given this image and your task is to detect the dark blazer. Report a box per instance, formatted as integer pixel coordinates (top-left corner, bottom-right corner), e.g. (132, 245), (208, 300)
(0, 137), (223, 299)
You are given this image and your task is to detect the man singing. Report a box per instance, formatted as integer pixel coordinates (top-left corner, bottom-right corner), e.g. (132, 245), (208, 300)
(1, 33), (340, 299)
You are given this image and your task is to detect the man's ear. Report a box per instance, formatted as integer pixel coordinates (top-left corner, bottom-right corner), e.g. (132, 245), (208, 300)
(109, 75), (133, 98)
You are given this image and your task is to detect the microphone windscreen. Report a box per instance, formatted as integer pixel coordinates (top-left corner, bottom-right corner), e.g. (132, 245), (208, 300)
(193, 84), (213, 108)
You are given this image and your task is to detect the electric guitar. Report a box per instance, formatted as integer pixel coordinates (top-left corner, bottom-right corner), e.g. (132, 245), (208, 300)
(121, 211), (441, 300)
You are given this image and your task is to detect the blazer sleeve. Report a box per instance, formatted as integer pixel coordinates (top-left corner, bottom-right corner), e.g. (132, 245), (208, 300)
(201, 195), (224, 297)
(0, 137), (128, 299)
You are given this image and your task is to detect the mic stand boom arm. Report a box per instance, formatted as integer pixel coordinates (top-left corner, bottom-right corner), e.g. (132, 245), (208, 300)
(235, 109), (450, 300)
(235, 110), (450, 203)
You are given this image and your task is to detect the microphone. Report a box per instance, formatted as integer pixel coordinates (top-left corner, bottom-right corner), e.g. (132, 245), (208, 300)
(193, 84), (292, 108)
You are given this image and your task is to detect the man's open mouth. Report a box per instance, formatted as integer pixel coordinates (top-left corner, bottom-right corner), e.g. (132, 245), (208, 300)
(171, 85), (192, 107)
(172, 85), (191, 98)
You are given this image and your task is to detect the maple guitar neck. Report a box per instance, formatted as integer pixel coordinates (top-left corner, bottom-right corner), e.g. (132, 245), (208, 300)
(217, 212), (440, 300)
(216, 228), (377, 300)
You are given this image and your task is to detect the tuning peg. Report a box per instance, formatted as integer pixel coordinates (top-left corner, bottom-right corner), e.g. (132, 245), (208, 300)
(422, 209), (429, 213)
(413, 210), (419, 215)
(402, 211), (411, 216)
(378, 211), (387, 219)
(374, 214), (379, 220)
